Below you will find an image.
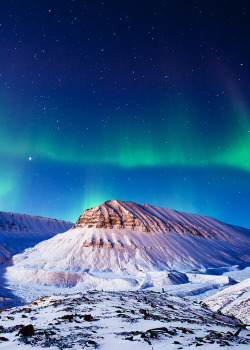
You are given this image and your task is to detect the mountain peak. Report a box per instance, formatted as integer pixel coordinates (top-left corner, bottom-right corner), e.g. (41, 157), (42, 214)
(73, 200), (151, 232)
(73, 199), (234, 239)
(6, 201), (250, 287)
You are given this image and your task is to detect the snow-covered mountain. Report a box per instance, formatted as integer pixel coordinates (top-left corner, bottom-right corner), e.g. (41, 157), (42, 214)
(203, 278), (250, 324)
(5, 200), (250, 289)
(0, 211), (73, 263)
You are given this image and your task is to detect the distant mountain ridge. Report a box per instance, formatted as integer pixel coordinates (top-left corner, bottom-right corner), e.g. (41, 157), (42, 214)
(0, 211), (73, 263)
(5, 200), (250, 289)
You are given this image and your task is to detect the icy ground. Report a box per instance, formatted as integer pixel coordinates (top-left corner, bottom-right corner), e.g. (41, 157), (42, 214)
(0, 266), (243, 310)
(0, 290), (249, 350)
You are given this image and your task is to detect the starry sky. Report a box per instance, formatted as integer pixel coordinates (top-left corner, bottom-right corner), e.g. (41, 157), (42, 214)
(0, 1), (249, 227)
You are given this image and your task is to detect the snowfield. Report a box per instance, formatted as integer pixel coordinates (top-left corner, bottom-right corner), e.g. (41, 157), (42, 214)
(0, 290), (249, 350)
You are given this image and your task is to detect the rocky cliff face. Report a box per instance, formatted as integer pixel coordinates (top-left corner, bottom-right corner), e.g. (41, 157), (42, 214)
(73, 199), (233, 239)
(74, 200), (150, 232)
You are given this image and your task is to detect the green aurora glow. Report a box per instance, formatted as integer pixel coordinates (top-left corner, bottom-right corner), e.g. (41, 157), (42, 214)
(0, 97), (249, 171)
(0, 0), (250, 229)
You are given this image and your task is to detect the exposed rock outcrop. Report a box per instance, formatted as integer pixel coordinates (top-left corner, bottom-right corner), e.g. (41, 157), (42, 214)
(73, 199), (236, 239)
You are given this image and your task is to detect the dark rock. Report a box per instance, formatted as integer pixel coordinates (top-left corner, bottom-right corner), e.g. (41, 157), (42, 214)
(61, 314), (74, 322)
(149, 331), (158, 339)
(88, 340), (98, 345)
(0, 337), (9, 341)
(125, 336), (133, 341)
(84, 314), (92, 321)
(139, 308), (149, 317)
(19, 324), (34, 336)
(234, 328), (242, 337)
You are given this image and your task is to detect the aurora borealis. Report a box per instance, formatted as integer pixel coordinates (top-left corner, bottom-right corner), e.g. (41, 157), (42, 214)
(0, 1), (249, 227)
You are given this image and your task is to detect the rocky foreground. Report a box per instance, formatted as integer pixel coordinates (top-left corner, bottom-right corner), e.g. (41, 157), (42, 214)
(0, 290), (249, 349)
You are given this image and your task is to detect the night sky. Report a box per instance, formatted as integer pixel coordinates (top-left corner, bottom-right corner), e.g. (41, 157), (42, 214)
(0, 1), (249, 227)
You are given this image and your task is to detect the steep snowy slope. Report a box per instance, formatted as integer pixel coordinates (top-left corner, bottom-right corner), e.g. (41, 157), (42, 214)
(0, 211), (73, 263)
(5, 200), (250, 288)
(203, 278), (250, 324)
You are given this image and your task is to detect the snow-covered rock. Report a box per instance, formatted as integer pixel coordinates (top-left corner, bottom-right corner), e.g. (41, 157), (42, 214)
(0, 290), (248, 349)
(202, 278), (250, 324)
(0, 211), (73, 263)
(5, 200), (250, 289)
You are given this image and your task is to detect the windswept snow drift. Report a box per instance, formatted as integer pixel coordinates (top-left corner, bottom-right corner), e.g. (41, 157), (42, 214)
(203, 278), (250, 324)
(5, 200), (250, 291)
(0, 211), (73, 263)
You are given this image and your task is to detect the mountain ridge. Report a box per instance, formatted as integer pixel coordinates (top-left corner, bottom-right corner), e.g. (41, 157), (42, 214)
(4, 200), (250, 290)
(0, 211), (73, 264)
(74, 199), (249, 239)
